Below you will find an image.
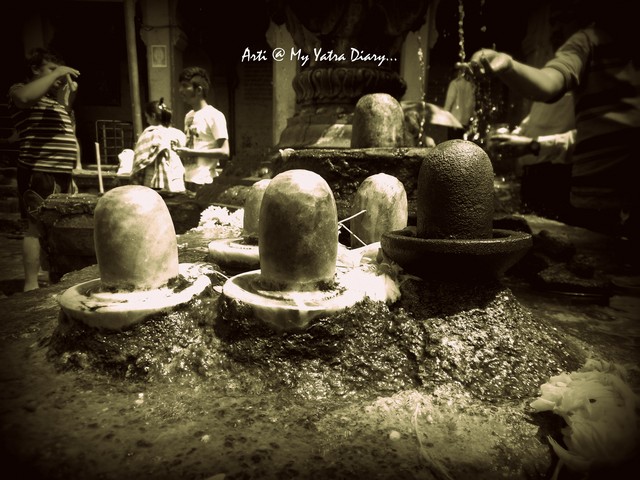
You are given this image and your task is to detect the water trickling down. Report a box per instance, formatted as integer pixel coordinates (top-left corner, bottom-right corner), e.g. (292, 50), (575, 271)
(457, 0), (466, 64)
(454, 0), (506, 150)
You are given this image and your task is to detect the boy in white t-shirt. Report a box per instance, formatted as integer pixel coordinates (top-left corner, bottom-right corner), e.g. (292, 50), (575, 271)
(175, 67), (229, 192)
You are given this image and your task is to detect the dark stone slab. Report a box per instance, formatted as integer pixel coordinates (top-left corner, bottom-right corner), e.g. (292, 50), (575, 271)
(270, 147), (427, 220)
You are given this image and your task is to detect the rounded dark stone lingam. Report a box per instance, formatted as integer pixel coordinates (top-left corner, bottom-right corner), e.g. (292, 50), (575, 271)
(381, 140), (532, 280)
(417, 139), (495, 240)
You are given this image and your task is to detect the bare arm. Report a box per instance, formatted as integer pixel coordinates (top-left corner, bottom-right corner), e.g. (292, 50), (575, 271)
(57, 74), (79, 108)
(10, 66), (80, 108)
(175, 138), (230, 160)
(488, 129), (576, 165)
(467, 49), (566, 102)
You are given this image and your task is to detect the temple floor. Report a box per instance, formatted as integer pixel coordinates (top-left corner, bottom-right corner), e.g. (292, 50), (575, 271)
(0, 211), (638, 479)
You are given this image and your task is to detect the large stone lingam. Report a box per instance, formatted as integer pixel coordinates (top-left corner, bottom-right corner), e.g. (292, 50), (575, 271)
(57, 185), (211, 330)
(381, 140), (532, 280)
(221, 169), (396, 331)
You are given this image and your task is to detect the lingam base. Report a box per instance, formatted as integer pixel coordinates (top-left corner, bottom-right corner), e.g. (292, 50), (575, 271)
(207, 237), (260, 271)
(58, 263), (213, 330)
(381, 227), (533, 281)
(221, 264), (398, 332)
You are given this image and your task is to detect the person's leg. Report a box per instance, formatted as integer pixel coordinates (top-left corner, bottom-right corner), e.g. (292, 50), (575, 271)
(22, 225), (41, 292)
(18, 169), (55, 291)
(17, 166), (38, 291)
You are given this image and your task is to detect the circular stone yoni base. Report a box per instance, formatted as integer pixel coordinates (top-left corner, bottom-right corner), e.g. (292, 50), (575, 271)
(222, 265), (398, 332)
(381, 227), (532, 280)
(58, 263), (212, 331)
(208, 237), (260, 271)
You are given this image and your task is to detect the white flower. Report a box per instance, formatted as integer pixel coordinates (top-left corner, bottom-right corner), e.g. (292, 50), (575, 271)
(196, 206), (244, 230)
(530, 359), (640, 475)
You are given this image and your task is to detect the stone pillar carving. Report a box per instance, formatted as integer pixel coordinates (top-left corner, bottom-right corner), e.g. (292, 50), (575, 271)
(268, 0), (432, 148)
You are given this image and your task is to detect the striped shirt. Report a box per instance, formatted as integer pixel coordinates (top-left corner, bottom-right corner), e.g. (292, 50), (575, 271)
(545, 27), (640, 209)
(131, 125), (186, 192)
(8, 83), (79, 173)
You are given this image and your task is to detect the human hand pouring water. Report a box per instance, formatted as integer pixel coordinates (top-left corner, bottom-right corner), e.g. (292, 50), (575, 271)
(457, 49), (515, 77)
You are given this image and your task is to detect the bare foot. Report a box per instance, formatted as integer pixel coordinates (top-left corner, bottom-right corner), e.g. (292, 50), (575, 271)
(23, 283), (40, 292)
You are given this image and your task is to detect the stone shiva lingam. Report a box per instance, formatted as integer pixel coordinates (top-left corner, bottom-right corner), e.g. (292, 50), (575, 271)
(207, 179), (270, 271)
(270, 92), (424, 222)
(381, 139), (532, 280)
(57, 185), (211, 330)
(335, 172), (408, 268)
(348, 172), (408, 248)
(221, 169), (397, 331)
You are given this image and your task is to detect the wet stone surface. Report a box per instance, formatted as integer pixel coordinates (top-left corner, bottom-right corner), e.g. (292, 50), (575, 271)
(47, 273), (583, 406)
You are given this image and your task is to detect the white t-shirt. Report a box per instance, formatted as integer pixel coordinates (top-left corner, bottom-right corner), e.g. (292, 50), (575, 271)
(184, 104), (228, 184)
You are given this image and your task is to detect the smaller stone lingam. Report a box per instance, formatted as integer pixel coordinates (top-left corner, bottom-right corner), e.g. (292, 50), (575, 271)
(58, 185), (211, 330)
(350, 93), (407, 148)
(336, 172), (408, 268)
(349, 172), (408, 247)
(381, 139), (532, 280)
(207, 179), (270, 271)
(221, 169), (398, 332)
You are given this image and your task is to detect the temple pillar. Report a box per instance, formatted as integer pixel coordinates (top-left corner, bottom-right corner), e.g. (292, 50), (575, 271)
(400, 4), (437, 103)
(139, 0), (188, 124)
(266, 21), (297, 147)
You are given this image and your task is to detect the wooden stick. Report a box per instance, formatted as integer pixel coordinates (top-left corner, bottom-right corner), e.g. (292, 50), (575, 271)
(338, 222), (367, 248)
(94, 142), (104, 194)
(338, 209), (366, 225)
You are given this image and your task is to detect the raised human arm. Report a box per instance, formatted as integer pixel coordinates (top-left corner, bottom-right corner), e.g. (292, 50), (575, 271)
(443, 80), (457, 112)
(10, 66), (80, 108)
(467, 49), (566, 103)
(56, 74), (79, 108)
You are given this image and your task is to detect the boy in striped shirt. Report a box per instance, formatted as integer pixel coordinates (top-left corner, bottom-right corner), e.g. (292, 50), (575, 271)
(8, 48), (81, 291)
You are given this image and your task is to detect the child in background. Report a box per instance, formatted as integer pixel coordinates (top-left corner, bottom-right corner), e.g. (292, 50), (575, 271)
(8, 48), (81, 291)
(131, 98), (186, 192)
